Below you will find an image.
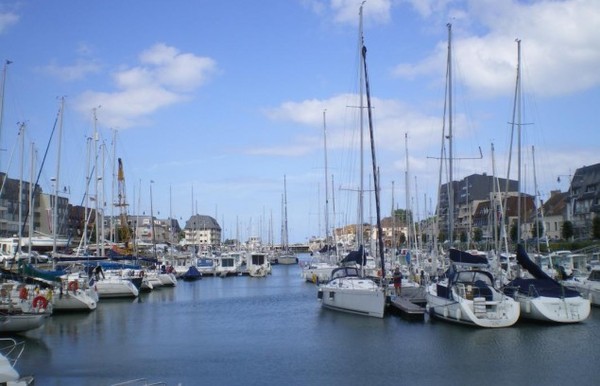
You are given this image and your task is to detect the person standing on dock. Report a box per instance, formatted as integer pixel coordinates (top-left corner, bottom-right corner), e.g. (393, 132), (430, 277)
(393, 267), (402, 296)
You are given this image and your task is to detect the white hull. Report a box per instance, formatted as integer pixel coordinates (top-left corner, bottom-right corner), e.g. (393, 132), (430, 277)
(563, 270), (600, 307)
(301, 263), (337, 283)
(277, 255), (297, 265)
(319, 277), (386, 318)
(514, 293), (590, 323)
(0, 312), (49, 333)
(565, 282), (600, 306)
(95, 278), (139, 298)
(426, 283), (520, 328)
(53, 290), (97, 311)
(158, 273), (177, 287)
(248, 265), (268, 277)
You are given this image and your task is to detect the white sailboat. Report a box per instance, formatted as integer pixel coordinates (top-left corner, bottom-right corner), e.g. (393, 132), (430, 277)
(425, 24), (520, 328)
(426, 249), (520, 327)
(318, 3), (387, 318)
(501, 40), (590, 323)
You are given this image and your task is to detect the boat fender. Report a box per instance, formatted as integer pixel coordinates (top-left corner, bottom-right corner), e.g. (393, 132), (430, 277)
(525, 301), (531, 313)
(443, 307), (448, 319)
(455, 308), (462, 320)
(32, 295), (48, 309)
(68, 281), (79, 292)
(19, 286), (28, 300)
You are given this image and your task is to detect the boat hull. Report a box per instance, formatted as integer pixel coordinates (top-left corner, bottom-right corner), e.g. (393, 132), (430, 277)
(515, 293), (591, 323)
(426, 284), (520, 328)
(0, 312), (49, 333)
(563, 279), (600, 307)
(318, 278), (386, 318)
(53, 290), (97, 311)
(95, 279), (139, 298)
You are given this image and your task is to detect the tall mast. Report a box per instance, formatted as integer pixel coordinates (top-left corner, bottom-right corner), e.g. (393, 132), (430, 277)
(0, 60), (12, 172)
(93, 107), (100, 256)
(358, 1), (365, 248)
(28, 141), (35, 262)
(405, 133), (410, 251)
(323, 110), (330, 250)
(361, 37), (386, 279)
(447, 23), (454, 245)
(53, 97), (65, 256)
(516, 39), (523, 245)
(17, 123), (24, 255)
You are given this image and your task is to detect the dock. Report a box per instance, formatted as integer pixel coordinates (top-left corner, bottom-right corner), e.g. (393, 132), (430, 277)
(387, 286), (427, 321)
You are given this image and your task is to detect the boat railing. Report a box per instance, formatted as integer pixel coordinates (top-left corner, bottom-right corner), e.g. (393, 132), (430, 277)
(0, 337), (26, 367)
(527, 284), (540, 297)
(110, 379), (167, 386)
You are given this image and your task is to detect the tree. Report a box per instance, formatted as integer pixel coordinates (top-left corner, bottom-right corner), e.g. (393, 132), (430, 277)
(473, 227), (483, 243)
(531, 220), (544, 239)
(593, 216), (600, 240)
(510, 222), (518, 243)
(562, 220), (574, 240)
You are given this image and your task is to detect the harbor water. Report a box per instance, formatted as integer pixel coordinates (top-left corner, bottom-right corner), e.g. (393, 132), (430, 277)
(12, 254), (600, 385)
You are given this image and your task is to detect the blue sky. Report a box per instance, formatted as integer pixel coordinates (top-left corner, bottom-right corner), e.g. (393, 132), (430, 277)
(1, 0), (599, 244)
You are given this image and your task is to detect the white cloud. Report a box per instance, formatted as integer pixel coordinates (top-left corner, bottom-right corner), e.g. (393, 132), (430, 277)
(74, 43), (218, 129)
(305, 0), (393, 25)
(262, 93), (444, 156)
(0, 10), (19, 34)
(41, 59), (102, 81)
(395, 0), (600, 97)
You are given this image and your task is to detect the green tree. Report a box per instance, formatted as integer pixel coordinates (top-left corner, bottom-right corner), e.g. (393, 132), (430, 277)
(531, 220), (544, 239)
(510, 222), (518, 243)
(473, 227), (483, 243)
(592, 216), (600, 239)
(562, 220), (574, 240)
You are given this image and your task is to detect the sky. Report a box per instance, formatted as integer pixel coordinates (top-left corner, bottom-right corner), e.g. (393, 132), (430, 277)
(0, 0), (599, 244)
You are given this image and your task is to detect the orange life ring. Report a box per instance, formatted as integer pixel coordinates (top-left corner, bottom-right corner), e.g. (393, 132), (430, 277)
(68, 281), (79, 292)
(32, 295), (48, 309)
(19, 286), (28, 300)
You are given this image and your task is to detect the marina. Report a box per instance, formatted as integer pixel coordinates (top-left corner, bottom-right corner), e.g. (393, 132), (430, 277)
(4, 253), (599, 386)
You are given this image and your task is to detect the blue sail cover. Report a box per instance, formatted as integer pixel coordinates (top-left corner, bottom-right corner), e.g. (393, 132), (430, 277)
(448, 249), (488, 265)
(515, 244), (552, 280)
(340, 245), (366, 266)
(507, 244), (581, 298)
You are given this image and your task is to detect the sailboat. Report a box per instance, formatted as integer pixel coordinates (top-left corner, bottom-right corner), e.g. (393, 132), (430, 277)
(318, 3), (387, 318)
(276, 175), (298, 265)
(501, 40), (590, 323)
(425, 24), (520, 327)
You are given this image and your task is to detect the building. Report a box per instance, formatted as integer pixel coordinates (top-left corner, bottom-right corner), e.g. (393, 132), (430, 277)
(570, 163), (600, 239)
(540, 190), (569, 241)
(438, 173), (519, 242)
(0, 173), (70, 238)
(183, 214), (221, 248)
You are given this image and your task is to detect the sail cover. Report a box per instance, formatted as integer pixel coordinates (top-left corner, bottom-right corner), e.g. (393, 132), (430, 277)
(448, 249), (488, 265)
(515, 244), (552, 280)
(340, 245), (366, 266)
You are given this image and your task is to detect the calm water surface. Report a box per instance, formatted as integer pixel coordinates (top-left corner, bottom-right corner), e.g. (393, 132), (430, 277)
(12, 254), (600, 385)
